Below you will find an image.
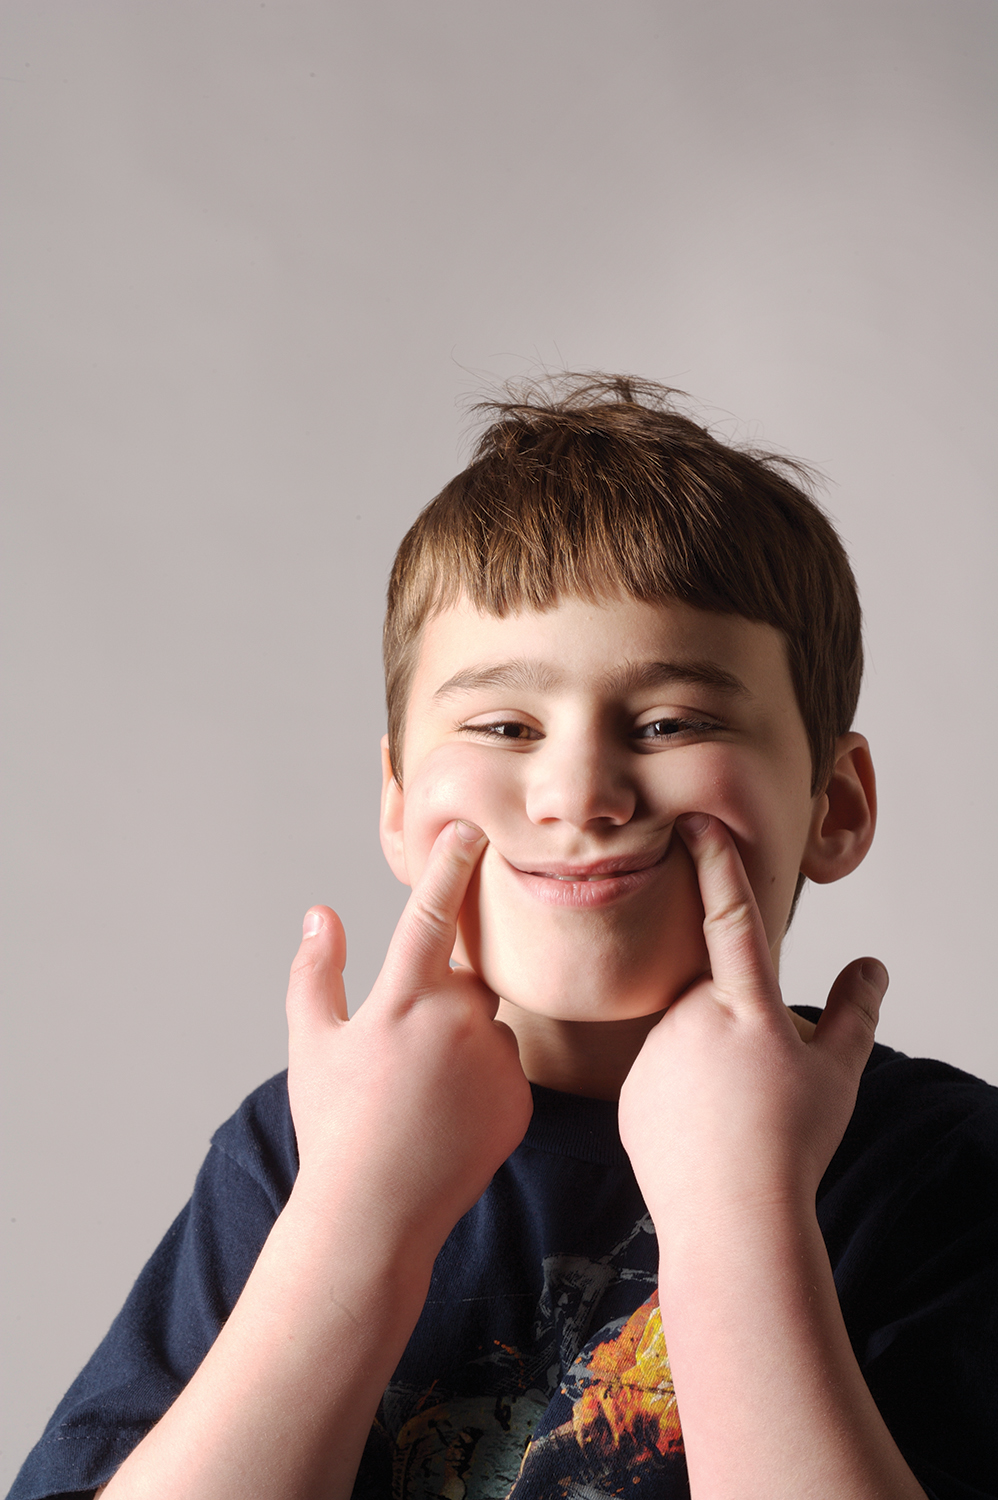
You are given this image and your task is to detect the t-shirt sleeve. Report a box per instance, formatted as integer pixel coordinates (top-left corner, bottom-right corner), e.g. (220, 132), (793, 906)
(8, 1072), (297, 1500)
(861, 1113), (998, 1500)
(821, 1050), (998, 1500)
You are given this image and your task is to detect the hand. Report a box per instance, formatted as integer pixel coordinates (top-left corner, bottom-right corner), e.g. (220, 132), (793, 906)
(618, 812), (888, 1237)
(285, 820), (533, 1261)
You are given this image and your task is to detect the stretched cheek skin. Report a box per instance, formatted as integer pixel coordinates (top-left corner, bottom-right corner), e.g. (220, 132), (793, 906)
(398, 748), (511, 969)
(715, 788), (813, 946)
(690, 750), (813, 947)
(401, 750), (495, 878)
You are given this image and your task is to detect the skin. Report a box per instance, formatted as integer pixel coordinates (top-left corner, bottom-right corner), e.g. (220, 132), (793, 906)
(100, 818), (531, 1500)
(99, 593), (927, 1498)
(381, 592), (875, 1097)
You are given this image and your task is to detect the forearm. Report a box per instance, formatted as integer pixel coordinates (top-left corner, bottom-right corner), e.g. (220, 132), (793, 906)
(657, 1200), (926, 1500)
(100, 1184), (435, 1500)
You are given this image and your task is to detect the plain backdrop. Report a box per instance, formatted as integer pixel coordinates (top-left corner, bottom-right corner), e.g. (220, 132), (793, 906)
(2, 0), (995, 1485)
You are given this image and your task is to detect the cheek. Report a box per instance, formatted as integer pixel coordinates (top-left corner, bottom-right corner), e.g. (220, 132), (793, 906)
(690, 751), (813, 938)
(400, 745), (518, 884)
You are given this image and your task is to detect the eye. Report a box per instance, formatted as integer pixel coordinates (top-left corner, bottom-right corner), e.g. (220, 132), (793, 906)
(633, 716), (718, 744)
(459, 718), (542, 743)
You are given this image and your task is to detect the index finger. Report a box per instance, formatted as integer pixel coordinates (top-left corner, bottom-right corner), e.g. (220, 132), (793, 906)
(379, 819), (489, 992)
(676, 812), (779, 1006)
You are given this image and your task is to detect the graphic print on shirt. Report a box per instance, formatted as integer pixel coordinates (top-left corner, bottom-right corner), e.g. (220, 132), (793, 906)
(506, 1290), (685, 1495)
(384, 1213), (687, 1498)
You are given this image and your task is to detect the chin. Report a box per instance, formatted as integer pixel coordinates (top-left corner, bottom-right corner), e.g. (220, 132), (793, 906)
(498, 987), (672, 1025)
(470, 939), (708, 1025)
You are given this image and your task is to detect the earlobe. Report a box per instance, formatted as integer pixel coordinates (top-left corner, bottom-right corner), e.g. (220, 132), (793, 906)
(800, 732), (877, 885)
(379, 735), (410, 886)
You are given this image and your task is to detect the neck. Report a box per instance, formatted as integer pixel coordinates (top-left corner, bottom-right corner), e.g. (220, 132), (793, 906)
(495, 1000), (666, 1101)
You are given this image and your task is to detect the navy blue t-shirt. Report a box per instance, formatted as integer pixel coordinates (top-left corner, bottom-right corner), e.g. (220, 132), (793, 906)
(10, 1017), (998, 1499)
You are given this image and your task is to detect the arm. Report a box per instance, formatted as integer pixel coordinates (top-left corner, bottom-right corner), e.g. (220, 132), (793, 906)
(100, 819), (532, 1500)
(619, 813), (927, 1500)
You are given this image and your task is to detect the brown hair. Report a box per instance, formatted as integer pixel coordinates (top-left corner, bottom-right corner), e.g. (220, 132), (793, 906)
(384, 374), (862, 793)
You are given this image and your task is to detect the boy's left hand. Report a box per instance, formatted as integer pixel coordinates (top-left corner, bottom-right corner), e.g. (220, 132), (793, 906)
(619, 811), (888, 1236)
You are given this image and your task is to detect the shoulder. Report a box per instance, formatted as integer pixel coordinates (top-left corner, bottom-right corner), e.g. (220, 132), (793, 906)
(206, 1069), (299, 1212)
(793, 1008), (998, 1169)
(812, 1022), (998, 1267)
(806, 1025), (998, 1492)
(844, 1038), (998, 1172)
(6, 1073), (301, 1500)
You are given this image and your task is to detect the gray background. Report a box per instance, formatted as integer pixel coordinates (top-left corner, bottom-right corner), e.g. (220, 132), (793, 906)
(2, 0), (995, 1485)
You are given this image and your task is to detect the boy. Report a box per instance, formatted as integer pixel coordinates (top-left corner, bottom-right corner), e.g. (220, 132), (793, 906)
(11, 376), (996, 1499)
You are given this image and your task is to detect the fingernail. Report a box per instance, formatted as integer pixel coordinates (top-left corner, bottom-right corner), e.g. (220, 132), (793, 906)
(677, 812), (709, 836)
(861, 958), (889, 991)
(455, 819), (486, 843)
(302, 910), (323, 937)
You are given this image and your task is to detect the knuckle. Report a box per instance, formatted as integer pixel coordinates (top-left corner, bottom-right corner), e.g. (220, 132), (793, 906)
(703, 896), (756, 937)
(289, 947), (322, 983)
(852, 996), (880, 1038)
(411, 891), (453, 938)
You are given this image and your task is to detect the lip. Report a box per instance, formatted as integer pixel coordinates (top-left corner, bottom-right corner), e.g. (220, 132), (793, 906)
(501, 845), (671, 908)
(518, 851), (665, 878)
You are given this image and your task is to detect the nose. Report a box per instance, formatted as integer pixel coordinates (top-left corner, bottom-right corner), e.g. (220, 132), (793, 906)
(524, 732), (636, 829)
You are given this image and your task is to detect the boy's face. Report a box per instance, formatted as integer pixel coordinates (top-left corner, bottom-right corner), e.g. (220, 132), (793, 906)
(381, 593), (828, 1023)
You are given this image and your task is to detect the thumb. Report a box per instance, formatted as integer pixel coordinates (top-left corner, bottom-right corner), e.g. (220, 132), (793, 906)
(812, 956), (888, 1077)
(286, 906), (349, 1035)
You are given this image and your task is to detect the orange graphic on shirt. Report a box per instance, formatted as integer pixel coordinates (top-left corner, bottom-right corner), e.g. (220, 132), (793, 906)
(566, 1292), (683, 1459)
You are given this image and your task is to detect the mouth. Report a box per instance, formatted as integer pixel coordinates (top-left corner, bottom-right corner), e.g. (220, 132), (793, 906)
(501, 845), (671, 908)
(515, 850), (668, 880)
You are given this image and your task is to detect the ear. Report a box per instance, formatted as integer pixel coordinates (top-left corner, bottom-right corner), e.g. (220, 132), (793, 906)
(379, 734), (411, 886)
(799, 732), (877, 885)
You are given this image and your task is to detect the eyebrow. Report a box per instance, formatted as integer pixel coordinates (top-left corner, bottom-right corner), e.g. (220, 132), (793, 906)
(432, 656), (751, 702)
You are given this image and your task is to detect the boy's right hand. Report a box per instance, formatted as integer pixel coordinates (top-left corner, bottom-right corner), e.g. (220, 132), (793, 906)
(285, 820), (533, 1264)
(98, 823), (530, 1500)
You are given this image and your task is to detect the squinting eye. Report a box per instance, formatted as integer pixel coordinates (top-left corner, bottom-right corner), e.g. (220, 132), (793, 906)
(462, 720), (541, 742)
(643, 718), (682, 738)
(636, 717), (715, 741)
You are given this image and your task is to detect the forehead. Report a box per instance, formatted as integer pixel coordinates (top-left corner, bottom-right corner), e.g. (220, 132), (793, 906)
(408, 593), (796, 712)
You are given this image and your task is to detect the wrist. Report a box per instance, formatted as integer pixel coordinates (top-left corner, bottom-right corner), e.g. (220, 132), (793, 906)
(281, 1173), (440, 1309)
(652, 1187), (822, 1289)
